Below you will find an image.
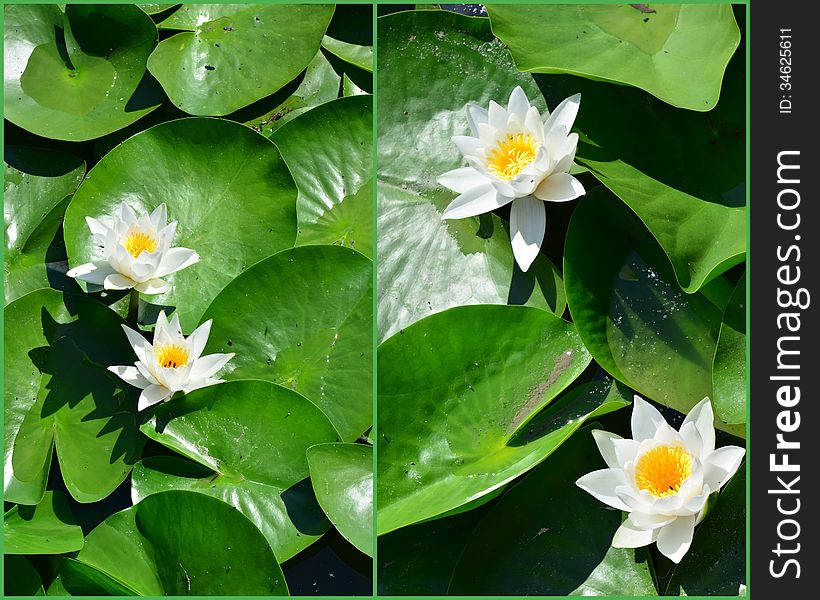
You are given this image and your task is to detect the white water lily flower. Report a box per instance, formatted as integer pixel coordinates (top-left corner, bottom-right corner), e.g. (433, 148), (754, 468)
(67, 202), (200, 294)
(437, 86), (585, 272)
(575, 396), (745, 563)
(109, 311), (234, 411)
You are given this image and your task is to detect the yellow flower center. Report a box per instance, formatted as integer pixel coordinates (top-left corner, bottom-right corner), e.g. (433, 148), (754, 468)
(634, 445), (693, 498)
(154, 344), (189, 369)
(122, 230), (158, 258)
(487, 133), (540, 180)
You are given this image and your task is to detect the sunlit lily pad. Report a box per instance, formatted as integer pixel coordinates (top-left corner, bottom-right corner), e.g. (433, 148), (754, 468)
(64, 117), (297, 332)
(487, 4), (740, 111)
(307, 442), (373, 556)
(377, 305), (631, 534)
(150, 4), (334, 115)
(135, 379), (339, 562)
(4, 4), (163, 141)
(203, 245), (372, 441)
(712, 274), (746, 425)
(4, 289), (143, 504)
(63, 491), (288, 595)
(272, 96), (373, 258)
(377, 10), (565, 341)
(4, 146), (85, 305)
(321, 35), (373, 72)
(4, 490), (83, 554)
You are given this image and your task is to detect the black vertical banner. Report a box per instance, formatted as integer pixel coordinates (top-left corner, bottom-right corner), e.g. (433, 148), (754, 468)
(750, 0), (818, 595)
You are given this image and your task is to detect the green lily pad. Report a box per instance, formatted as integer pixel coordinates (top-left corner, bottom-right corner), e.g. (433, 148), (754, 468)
(4, 490), (83, 554)
(65, 491), (288, 595)
(564, 189), (743, 437)
(343, 74), (366, 97)
(307, 442), (373, 556)
(271, 96), (373, 258)
(377, 10), (565, 341)
(135, 379), (339, 562)
(378, 499), (495, 596)
(138, 4), (177, 16)
(4, 4), (162, 141)
(487, 4), (740, 111)
(666, 467), (746, 596)
(376, 304), (631, 535)
(243, 50), (341, 137)
(4, 146), (85, 305)
(535, 45), (746, 292)
(321, 35), (373, 72)
(713, 275), (746, 425)
(64, 117), (297, 332)
(449, 425), (657, 595)
(150, 4), (334, 115)
(202, 246), (372, 441)
(5, 555), (45, 596)
(4, 289), (143, 505)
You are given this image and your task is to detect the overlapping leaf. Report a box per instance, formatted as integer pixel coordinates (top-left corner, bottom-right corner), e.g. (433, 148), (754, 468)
(64, 117), (298, 332)
(4, 4), (163, 141)
(4, 289), (143, 505)
(488, 4), (740, 111)
(713, 275), (747, 425)
(135, 380), (339, 562)
(151, 4), (334, 115)
(203, 246), (372, 441)
(4, 490), (83, 554)
(377, 10), (565, 341)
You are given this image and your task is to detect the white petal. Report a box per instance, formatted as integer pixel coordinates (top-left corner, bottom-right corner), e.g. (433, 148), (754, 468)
(612, 518), (658, 548)
(682, 397), (716, 459)
(507, 86), (531, 118)
(543, 93), (581, 136)
(119, 202), (138, 225)
(532, 172), (585, 203)
(156, 247), (200, 279)
(509, 197), (545, 273)
(138, 384), (172, 411)
(656, 515), (696, 563)
(66, 262), (116, 285)
(154, 311), (172, 347)
(592, 430), (624, 469)
(134, 278), (170, 295)
(108, 365), (151, 390)
(441, 183), (512, 220)
(631, 395), (667, 442)
(487, 100), (507, 131)
(183, 377), (224, 394)
(135, 361), (160, 386)
(466, 103), (488, 136)
(191, 352), (234, 379)
(524, 106), (544, 142)
(437, 167), (489, 194)
(86, 216), (111, 238)
(612, 438), (641, 466)
(575, 468), (634, 512)
(121, 325), (151, 362)
(629, 511), (677, 530)
(553, 133), (579, 174)
(452, 135), (482, 158)
(149, 203), (167, 230)
(702, 446), (745, 490)
(187, 320), (213, 361)
(104, 273), (136, 290)
(167, 312), (184, 339)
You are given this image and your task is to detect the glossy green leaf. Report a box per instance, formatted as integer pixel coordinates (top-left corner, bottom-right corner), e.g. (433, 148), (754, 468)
(377, 10), (565, 341)
(564, 189), (743, 437)
(4, 4), (162, 141)
(4, 490), (83, 554)
(4, 146), (85, 305)
(272, 96), (373, 258)
(666, 468), (746, 596)
(713, 274), (746, 425)
(64, 118), (297, 332)
(243, 50), (341, 137)
(378, 499), (494, 596)
(535, 46), (746, 292)
(4, 289), (143, 504)
(202, 246), (372, 441)
(488, 4), (739, 111)
(150, 4), (334, 115)
(307, 442), (373, 557)
(342, 74), (366, 97)
(377, 304), (630, 535)
(135, 379), (339, 562)
(321, 35), (373, 72)
(67, 491), (288, 595)
(5, 555), (45, 596)
(138, 4), (177, 16)
(449, 426), (656, 595)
